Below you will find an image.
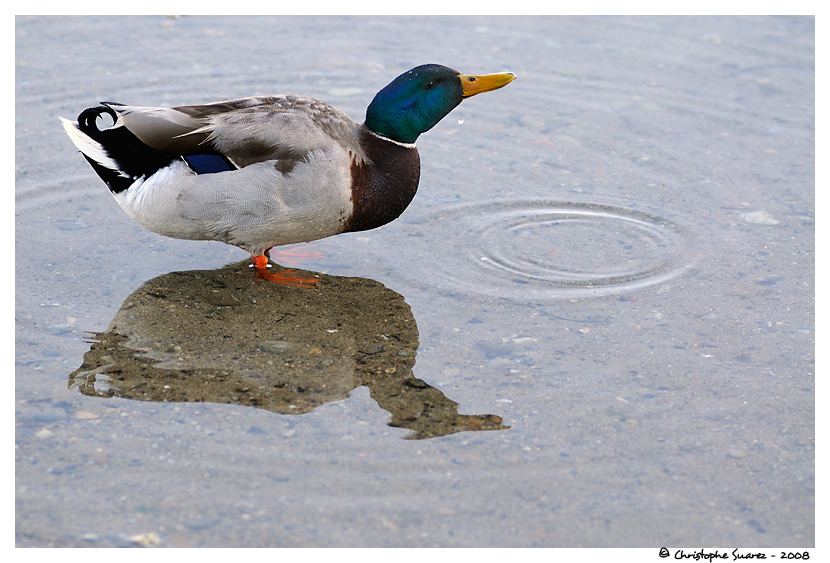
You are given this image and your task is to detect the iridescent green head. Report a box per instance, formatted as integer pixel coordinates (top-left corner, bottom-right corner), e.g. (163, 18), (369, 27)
(365, 64), (516, 144)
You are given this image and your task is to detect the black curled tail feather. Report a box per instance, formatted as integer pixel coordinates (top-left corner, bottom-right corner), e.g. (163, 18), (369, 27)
(76, 104), (177, 194)
(77, 104), (119, 137)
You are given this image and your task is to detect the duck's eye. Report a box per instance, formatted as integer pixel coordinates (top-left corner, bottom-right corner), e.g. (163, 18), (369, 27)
(425, 80), (436, 90)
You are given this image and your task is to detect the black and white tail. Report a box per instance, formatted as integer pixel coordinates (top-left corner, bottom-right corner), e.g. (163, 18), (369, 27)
(60, 104), (177, 194)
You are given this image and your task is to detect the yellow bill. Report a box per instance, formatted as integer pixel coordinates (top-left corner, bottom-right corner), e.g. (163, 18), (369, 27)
(458, 72), (517, 98)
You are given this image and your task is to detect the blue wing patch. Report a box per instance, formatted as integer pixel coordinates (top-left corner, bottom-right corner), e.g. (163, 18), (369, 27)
(183, 153), (236, 174)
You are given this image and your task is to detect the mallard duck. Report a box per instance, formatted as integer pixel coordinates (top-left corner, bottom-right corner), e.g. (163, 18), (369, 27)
(60, 64), (515, 286)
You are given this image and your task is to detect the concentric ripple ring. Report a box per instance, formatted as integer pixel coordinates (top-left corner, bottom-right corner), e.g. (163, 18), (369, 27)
(417, 200), (694, 300)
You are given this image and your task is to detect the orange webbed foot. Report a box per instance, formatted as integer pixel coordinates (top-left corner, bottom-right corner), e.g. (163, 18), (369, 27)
(251, 254), (319, 288)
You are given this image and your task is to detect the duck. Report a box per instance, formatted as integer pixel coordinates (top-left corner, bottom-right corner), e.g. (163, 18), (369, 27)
(60, 64), (516, 286)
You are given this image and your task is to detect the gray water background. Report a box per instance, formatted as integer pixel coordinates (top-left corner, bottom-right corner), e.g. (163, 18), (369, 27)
(15, 15), (814, 547)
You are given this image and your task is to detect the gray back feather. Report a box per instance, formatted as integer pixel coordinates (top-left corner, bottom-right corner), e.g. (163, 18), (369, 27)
(117, 96), (362, 168)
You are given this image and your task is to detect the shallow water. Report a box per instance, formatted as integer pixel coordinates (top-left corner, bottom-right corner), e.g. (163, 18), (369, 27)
(16, 15), (814, 547)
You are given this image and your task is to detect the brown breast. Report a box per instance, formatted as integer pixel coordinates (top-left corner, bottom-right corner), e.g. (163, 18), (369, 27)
(344, 129), (421, 233)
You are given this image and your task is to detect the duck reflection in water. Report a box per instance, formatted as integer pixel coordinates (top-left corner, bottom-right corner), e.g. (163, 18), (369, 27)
(69, 261), (507, 439)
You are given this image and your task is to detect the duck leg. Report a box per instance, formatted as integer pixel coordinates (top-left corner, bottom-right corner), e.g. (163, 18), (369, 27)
(251, 251), (319, 288)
